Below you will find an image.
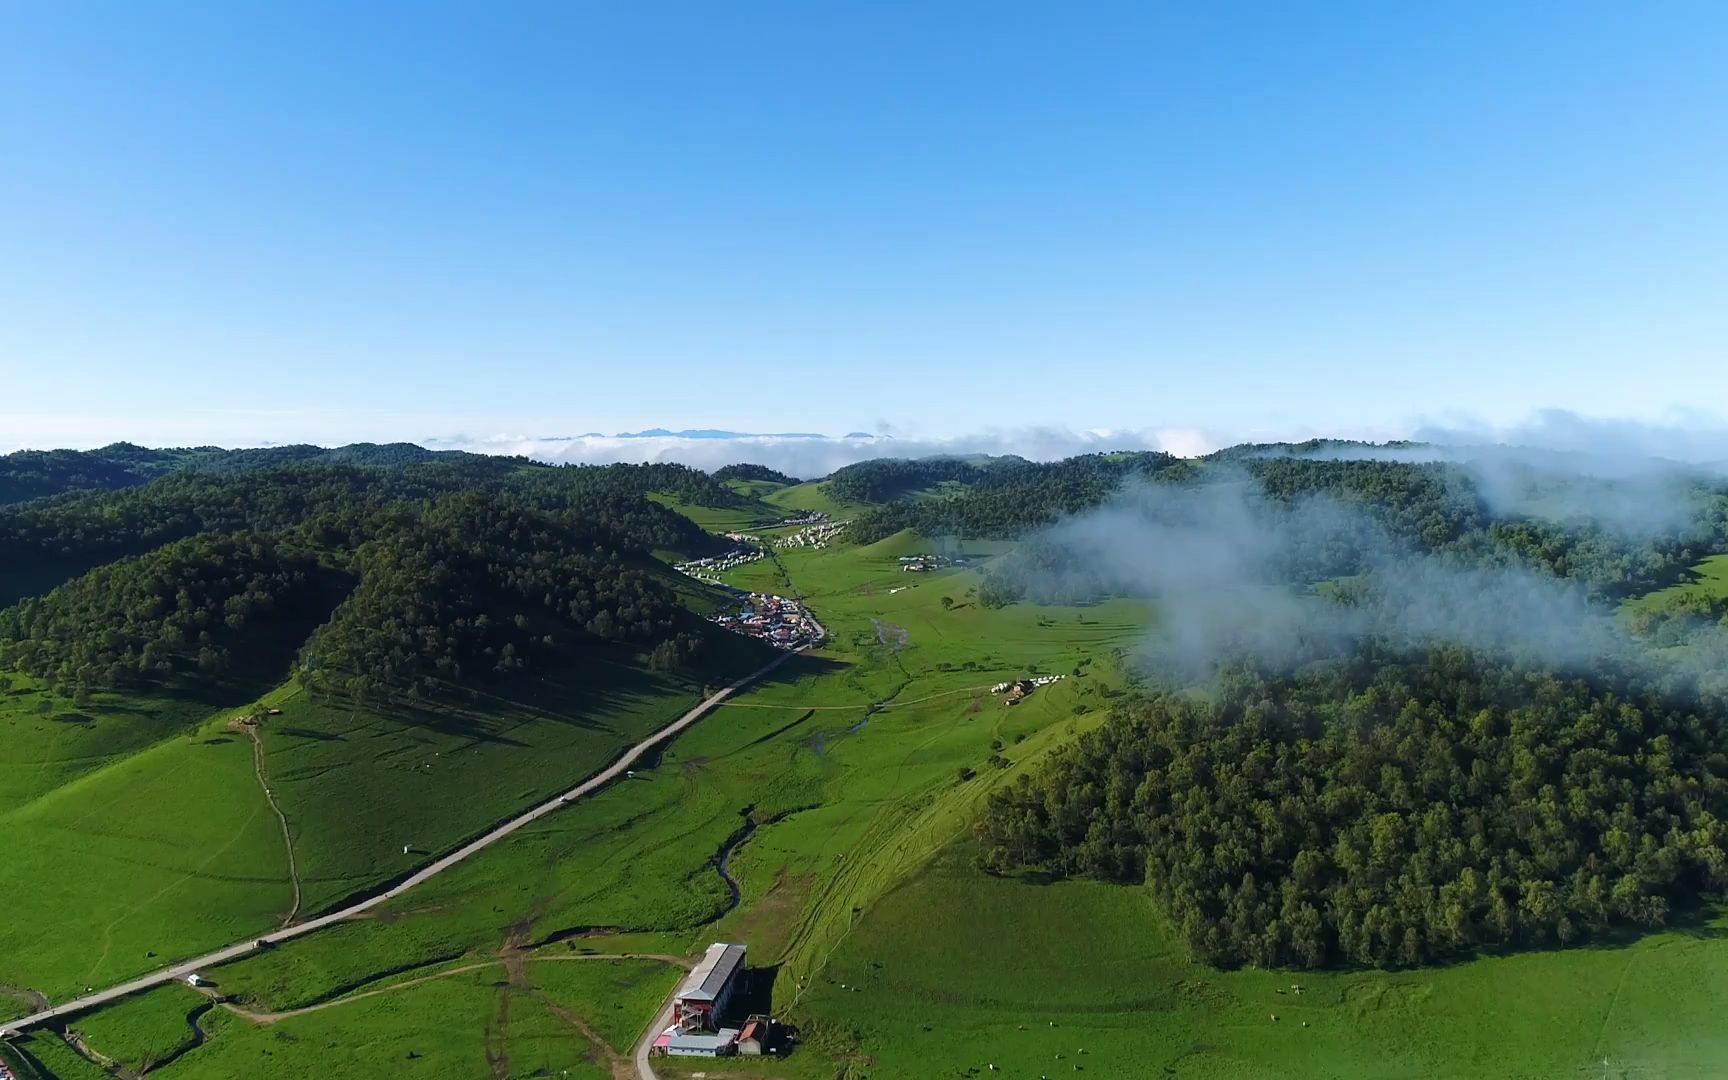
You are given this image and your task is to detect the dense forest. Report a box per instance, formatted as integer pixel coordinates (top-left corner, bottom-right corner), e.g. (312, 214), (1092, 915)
(0, 456), (742, 704)
(0, 533), (324, 691)
(299, 494), (700, 703)
(825, 456), (994, 503)
(711, 463), (800, 485)
(0, 459), (719, 569)
(0, 444), (216, 504)
(846, 451), (1185, 541)
(981, 644), (1728, 969)
(0, 441), (501, 505)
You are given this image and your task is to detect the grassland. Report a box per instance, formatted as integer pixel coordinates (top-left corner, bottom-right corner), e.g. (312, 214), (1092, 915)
(0, 620), (765, 1013)
(1621, 552), (1728, 615)
(8, 533), (1142, 1075)
(653, 477), (872, 533)
(18, 530), (1728, 1079)
(0, 697), (292, 1008)
(1, 1032), (110, 1080)
(62, 983), (208, 1074)
(768, 842), (1728, 1080)
(160, 966), (615, 1080)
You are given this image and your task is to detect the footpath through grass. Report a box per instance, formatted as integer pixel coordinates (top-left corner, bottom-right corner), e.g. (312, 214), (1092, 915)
(0, 624), (765, 1013)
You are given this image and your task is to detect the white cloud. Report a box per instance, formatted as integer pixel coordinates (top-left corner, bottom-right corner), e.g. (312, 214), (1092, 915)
(424, 427), (1218, 478)
(1414, 408), (1728, 467)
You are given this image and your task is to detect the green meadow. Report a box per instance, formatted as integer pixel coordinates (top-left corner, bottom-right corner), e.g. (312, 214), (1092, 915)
(770, 842), (1728, 1080)
(12, 520), (1728, 1079)
(0, 628), (760, 1010)
(1621, 552), (1728, 614)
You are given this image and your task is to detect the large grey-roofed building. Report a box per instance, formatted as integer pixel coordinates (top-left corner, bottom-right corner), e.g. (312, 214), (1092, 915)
(674, 942), (746, 1028)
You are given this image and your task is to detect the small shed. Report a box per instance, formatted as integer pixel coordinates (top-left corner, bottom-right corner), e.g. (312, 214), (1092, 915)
(737, 1018), (765, 1055)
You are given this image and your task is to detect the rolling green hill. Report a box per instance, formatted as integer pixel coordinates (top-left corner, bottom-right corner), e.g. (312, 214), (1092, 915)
(0, 455), (780, 1012)
(8, 445), (1728, 1080)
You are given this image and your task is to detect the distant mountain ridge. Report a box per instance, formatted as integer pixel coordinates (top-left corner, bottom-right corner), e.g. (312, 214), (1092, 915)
(0, 442), (491, 506)
(609, 428), (878, 440)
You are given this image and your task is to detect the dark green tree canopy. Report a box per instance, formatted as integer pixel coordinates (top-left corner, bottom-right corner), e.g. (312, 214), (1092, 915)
(981, 645), (1728, 970)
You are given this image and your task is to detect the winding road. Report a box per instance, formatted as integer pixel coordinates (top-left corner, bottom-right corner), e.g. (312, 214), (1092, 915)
(1, 620), (823, 1046)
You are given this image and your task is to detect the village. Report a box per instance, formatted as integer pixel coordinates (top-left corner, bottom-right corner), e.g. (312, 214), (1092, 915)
(673, 543), (764, 583)
(708, 591), (822, 651)
(774, 516), (849, 550)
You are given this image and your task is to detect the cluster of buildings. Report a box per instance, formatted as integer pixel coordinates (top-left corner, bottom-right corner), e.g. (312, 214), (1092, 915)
(710, 592), (820, 650)
(775, 519), (849, 550)
(675, 545), (764, 582)
(993, 673), (1065, 703)
(651, 942), (778, 1059)
(772, 511), (829, 527)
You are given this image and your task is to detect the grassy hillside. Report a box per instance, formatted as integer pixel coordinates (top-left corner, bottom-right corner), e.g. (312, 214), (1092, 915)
(21, 536), (1142, 1071)
(44, 527), (1728, 1079)
(0, 458), (784, 1020)
(785, 841), (1728, 1079)
(12, 451), (1728, 1079)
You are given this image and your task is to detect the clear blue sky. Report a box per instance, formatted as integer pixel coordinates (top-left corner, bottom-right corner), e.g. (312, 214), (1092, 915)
(4, 1), (1727, 451)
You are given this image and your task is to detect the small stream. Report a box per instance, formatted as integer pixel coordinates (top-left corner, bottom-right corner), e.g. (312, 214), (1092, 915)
(712, 817), (757, 915)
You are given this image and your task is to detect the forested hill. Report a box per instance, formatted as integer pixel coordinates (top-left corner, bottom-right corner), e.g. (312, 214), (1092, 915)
(711, 463), (801, 485)
(0, 458), (750, 706)
(981, 644), (1728, 970)
(844, 451), (1186, 540)
(0, 441), (507, 505)
(964, 456), (1728, 603)
(0, 444), (216, 504)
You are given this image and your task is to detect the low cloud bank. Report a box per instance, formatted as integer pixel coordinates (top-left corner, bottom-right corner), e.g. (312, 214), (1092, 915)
(1258, 410), (1728, 539)
(424, 427), (1217, 479)
(1417, 409), (1728, 469)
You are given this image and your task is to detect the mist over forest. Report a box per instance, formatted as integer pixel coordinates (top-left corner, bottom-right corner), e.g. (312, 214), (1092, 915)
(978, 445), (1728, 688)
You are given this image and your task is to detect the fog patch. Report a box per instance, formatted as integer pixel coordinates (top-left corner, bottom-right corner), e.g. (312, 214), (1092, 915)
(999, 473), (1725, 690)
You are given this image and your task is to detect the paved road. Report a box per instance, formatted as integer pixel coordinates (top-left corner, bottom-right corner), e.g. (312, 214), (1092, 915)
(631, 610), (828, 1080)
(1, 626), (821, 1041)
(634, 996), (677, 1080)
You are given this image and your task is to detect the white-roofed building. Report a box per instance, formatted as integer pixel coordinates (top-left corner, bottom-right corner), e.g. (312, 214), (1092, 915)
(655, 1025), (741, 1057)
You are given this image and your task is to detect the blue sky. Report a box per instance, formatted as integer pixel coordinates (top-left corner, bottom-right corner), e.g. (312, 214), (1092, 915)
(4, 2), (1727, 454)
